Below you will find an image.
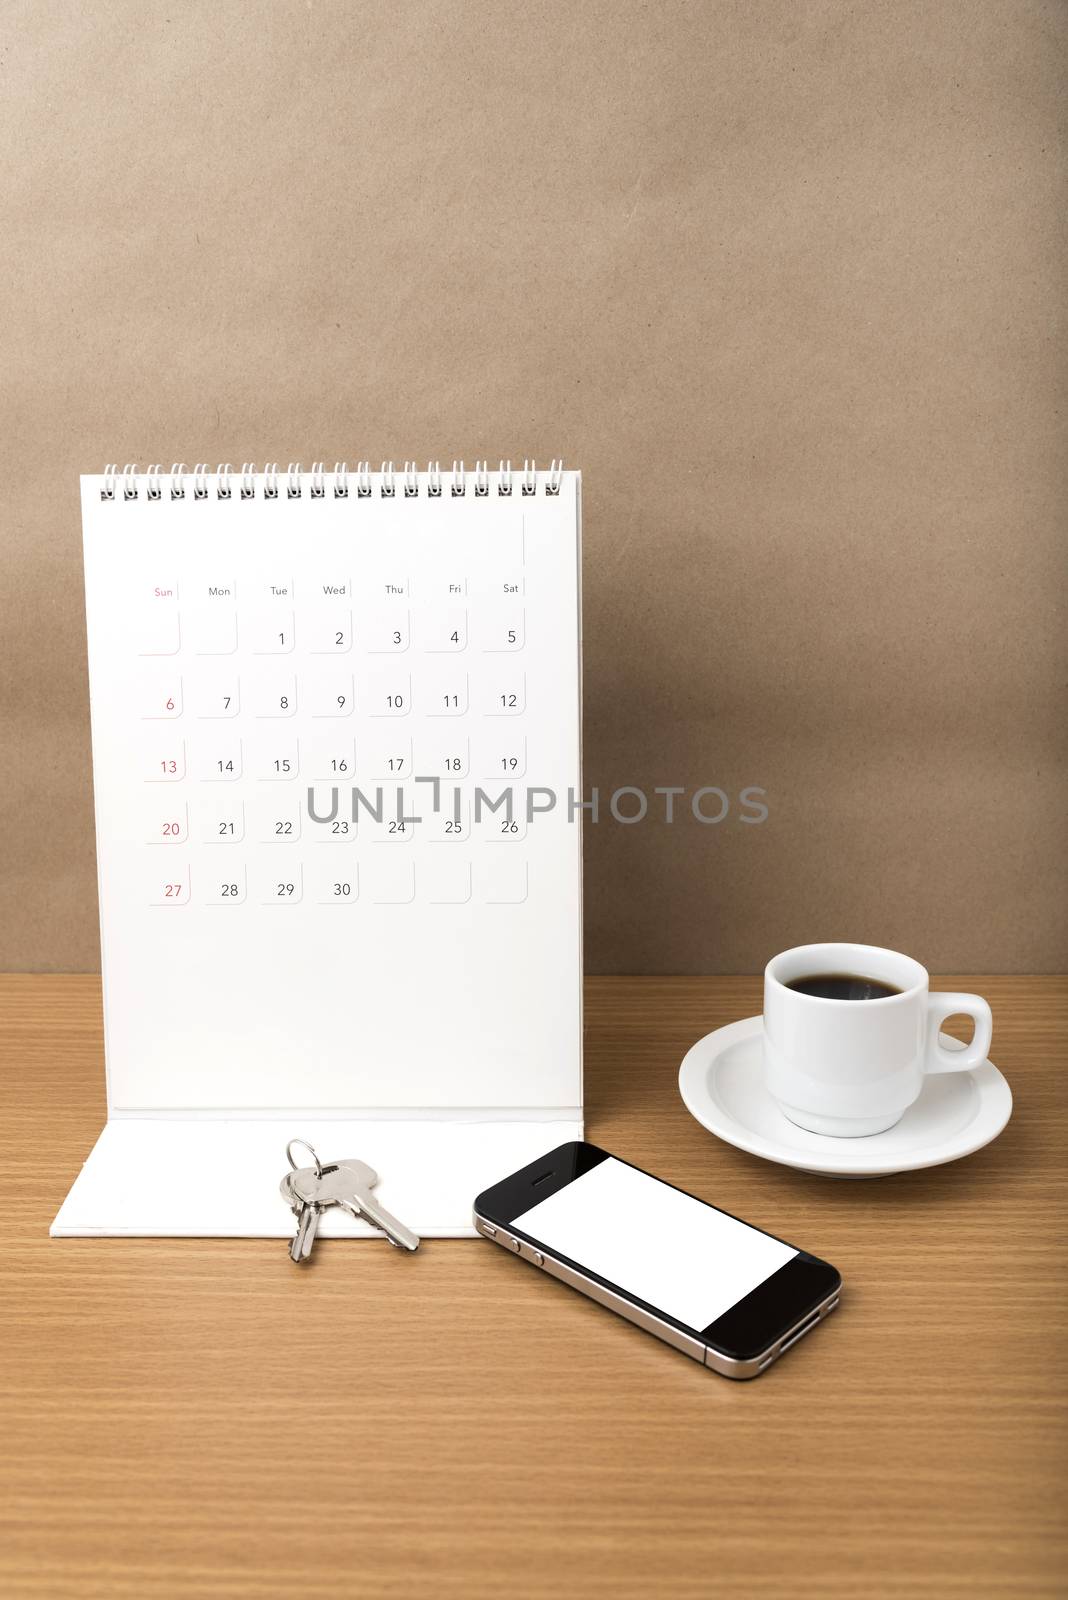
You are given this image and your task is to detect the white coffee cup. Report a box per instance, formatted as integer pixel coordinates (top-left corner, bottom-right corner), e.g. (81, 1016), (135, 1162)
(762, 943), (993, 1137)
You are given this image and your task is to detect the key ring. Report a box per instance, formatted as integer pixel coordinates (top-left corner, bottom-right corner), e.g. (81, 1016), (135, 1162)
(286, 1139), (322, 1178)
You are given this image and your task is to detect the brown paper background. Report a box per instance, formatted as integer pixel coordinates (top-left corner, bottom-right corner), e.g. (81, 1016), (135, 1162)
(1, 0), (1065, 974)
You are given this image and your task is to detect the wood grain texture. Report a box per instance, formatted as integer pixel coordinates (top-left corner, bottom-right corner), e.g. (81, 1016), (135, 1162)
(1, 0), (1066, 974)
(1, 974), (1065, 1598)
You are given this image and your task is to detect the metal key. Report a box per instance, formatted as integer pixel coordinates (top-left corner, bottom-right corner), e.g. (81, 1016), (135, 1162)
(280, 1172), (322, 1263)
(281, 1140), (325, 1264)
(289, 1158), (421, 1252)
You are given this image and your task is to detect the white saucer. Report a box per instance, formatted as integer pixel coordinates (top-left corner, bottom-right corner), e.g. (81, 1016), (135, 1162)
(678, 1015), (1013, 1178)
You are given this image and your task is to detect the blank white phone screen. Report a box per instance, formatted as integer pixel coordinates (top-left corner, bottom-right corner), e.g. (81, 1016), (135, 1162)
(512, 1157), (798, 1331)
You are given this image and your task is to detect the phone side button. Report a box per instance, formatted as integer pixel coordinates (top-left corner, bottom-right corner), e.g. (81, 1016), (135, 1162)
(501, 1233), (522, 1252)
(523, 1246), (544, 1266)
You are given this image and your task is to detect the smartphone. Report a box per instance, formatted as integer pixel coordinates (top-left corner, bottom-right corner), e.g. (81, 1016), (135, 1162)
(474, 1142), (841, 1378)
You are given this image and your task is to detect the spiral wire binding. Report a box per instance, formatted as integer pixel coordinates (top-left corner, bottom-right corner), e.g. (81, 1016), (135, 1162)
(100, 460), (565, 500)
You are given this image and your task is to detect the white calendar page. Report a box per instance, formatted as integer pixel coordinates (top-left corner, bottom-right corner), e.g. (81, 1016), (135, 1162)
(52, 465), (582, 1238)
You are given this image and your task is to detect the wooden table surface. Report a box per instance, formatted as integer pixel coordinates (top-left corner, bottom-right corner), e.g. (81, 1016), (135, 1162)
(2, 974), (1065, 1599)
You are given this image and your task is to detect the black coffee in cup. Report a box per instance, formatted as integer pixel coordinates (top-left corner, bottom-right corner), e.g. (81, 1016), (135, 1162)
(786, 973), (903, 1002)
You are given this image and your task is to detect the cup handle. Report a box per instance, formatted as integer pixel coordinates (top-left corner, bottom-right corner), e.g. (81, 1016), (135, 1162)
(924, 993), (993, 1075)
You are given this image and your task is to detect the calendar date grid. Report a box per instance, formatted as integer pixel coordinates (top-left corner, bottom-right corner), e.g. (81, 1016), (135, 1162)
(130, 571), (551, 910)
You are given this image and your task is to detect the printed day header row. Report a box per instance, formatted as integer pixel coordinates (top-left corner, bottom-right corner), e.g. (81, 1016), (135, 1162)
(141, 575), (526, 604)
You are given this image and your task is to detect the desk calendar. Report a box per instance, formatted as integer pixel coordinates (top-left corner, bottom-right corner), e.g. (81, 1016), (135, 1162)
(52, 461), (582, 1239)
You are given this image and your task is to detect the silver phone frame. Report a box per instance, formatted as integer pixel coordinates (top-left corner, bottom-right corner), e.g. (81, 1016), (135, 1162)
(472, 1210), (841, 1379)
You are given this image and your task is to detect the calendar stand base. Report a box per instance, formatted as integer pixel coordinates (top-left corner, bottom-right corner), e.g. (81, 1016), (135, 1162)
(50, 1115), (583, 1238)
